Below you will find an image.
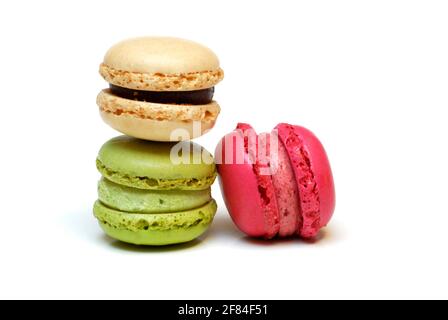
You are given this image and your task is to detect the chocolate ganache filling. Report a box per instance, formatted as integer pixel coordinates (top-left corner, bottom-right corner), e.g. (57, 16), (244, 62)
(109, 84), (214, 105)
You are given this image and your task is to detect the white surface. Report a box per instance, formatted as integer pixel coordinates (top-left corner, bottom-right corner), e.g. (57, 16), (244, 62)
(1, 0), (447, 300)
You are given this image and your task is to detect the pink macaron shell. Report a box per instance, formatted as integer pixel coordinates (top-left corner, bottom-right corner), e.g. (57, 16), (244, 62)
(236, 124), (280, 239)
(269, 131), (302, 237)
(215, 126), (278, 238)
(275, 124), (335, 238)
(293, 126), (335, 227)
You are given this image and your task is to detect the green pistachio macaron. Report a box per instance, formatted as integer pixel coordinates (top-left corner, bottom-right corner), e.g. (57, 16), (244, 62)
(94, 200), (217, 246)
(98, 178), (212, 214)
(94, 136), (218, 246)
(96, 136), (216, 190)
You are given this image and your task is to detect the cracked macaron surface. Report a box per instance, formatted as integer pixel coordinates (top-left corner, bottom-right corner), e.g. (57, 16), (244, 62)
(216, 123), (335, 239)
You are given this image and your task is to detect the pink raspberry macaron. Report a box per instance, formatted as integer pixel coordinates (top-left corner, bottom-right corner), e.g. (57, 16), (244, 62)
(215, 123), (335, 239)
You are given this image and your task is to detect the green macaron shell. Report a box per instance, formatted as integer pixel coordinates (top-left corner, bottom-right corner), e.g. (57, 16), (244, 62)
(98, 177), (212, 213)
(97, 136), (217, 190)
(93, 199), (217, 245)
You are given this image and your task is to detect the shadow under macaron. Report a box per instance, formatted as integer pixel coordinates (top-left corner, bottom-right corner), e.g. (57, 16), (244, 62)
(240, 226), (343, 247)
(100, 234), (203, 252)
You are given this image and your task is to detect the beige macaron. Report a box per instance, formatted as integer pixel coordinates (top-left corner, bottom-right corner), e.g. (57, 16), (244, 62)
(97, 37), (224, 141)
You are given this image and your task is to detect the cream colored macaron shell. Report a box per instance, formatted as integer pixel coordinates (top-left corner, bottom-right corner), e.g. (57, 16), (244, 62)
(100, 37), (224, 91)
(97, 90), (220, 141)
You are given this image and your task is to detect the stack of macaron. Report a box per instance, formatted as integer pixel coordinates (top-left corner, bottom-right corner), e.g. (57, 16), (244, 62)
(93, 37), (224, 245)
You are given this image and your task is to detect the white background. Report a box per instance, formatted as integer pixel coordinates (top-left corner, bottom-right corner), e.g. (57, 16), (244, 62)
(1, 0), (447, 300)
